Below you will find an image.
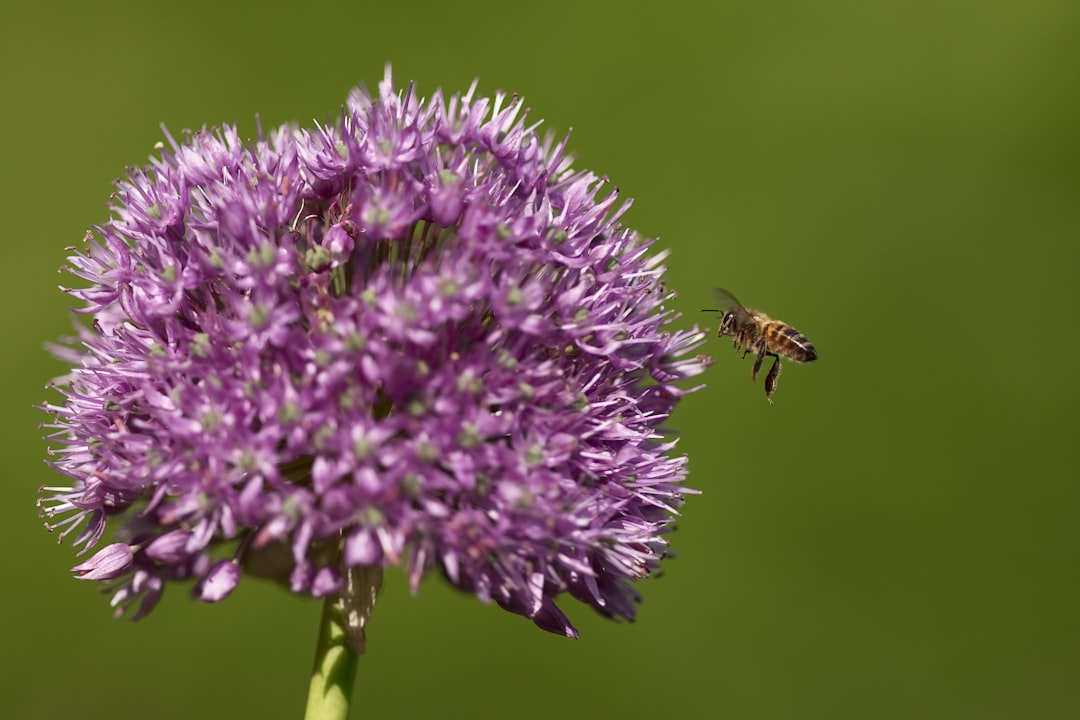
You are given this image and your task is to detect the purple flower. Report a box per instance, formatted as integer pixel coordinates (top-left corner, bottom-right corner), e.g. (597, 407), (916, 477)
(39, 67), (709, 637)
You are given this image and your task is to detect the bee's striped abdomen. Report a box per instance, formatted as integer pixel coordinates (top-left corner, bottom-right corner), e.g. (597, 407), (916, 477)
(765, 322), (818, 363)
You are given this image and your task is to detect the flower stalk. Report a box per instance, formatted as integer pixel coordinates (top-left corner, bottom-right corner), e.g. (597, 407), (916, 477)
(306, 595), (360, 720)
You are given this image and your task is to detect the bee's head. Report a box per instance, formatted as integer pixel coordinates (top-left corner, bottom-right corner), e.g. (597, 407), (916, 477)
(718, 310), (738, 336)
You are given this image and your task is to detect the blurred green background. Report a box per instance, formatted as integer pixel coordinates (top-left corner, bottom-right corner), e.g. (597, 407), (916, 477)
(4, 1), (1078, 718)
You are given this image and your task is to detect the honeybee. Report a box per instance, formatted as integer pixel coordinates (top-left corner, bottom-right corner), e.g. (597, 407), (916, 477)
(705, 288), (818, 404)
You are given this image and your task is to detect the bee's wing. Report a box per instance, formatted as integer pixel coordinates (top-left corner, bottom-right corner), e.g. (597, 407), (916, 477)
(712, 288), (746, 312)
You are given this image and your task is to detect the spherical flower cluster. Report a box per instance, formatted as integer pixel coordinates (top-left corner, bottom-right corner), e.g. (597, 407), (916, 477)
(40, 68), (708, 638)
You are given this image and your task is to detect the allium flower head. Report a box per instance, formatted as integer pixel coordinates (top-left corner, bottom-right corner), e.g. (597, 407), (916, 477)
(40, 67), (708, 638)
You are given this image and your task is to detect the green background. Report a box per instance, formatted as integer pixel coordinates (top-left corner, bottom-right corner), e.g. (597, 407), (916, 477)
(4, 1), (1078, 718)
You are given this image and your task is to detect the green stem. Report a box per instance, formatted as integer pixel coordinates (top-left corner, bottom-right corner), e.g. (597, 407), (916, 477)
(305, 595), (359, 720)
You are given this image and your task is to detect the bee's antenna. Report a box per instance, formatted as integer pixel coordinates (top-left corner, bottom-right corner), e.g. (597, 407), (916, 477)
(701, 309), (720, 313)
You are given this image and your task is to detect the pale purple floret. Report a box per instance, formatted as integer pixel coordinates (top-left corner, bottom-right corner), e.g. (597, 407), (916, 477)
(39, 67), (709, 637)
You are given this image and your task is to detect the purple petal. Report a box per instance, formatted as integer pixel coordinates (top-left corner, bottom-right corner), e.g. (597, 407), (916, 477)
(197, 561), (240, 602)
(72, 543), (134, 581)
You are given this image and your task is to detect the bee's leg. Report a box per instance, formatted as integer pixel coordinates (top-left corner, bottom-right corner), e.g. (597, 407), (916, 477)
(751, 341), (768, 379)
(764, 355), (782, 404)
